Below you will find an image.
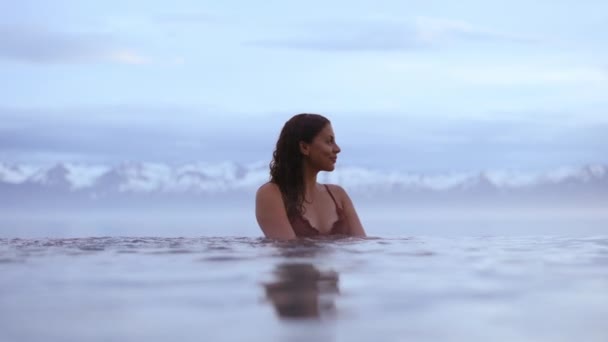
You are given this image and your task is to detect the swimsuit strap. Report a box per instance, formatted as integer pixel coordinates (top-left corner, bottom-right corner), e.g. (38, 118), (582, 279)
(324, 184), (340, 210)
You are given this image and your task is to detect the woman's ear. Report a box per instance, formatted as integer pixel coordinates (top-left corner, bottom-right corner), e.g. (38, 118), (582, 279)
(299, 141), (310, 156)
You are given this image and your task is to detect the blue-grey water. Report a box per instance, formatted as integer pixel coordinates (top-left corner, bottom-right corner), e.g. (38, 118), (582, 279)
(1, 234), (607, 342)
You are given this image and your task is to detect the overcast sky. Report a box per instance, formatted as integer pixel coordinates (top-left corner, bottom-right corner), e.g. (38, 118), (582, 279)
(1, 0), (607, 172)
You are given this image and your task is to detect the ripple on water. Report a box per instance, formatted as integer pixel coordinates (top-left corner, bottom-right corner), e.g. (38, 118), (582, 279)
(199, 255), (251, 262)
(1, 235), (608, 340)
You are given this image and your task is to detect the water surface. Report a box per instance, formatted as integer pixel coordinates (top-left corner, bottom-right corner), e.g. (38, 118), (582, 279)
(1, 235), (607, 342)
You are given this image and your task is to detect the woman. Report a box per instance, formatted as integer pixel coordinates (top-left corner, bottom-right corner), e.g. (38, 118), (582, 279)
(255, 113), (366, 239)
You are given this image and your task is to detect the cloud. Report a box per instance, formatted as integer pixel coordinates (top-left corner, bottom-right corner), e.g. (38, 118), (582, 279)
(246, 16), (539, 52)
(0, 26), (149, 65)
(412, 16), (539, 45)
(248, 25), (422, 52)
(1, 105), (607, 171)
(449, 65), (608, 86)
(154, 12), (218, 24)
(383, 61), (608, 86)
(107, 50), (150, 65)
(0, 105), (275, 164)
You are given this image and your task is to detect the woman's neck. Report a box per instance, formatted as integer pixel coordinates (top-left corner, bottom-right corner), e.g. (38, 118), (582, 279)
(302, 162), (320, 202)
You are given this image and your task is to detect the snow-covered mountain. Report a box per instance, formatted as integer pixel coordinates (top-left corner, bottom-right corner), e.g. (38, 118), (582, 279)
(1, 161), (606, 199)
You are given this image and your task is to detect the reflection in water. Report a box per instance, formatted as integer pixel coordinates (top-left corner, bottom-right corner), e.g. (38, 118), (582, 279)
(264, 263), (340, 319)
(269, 238), (336, 258)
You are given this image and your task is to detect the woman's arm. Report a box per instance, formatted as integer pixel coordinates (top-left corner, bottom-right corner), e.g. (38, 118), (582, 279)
(255, 182), (297, 240)
(334, 185), (366, 237)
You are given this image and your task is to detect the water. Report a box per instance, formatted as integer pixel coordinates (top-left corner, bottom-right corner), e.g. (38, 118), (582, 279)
(1, 235), (607, 342)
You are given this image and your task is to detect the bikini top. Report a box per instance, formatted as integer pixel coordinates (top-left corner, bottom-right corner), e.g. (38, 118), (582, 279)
(290, 185), (349, 237)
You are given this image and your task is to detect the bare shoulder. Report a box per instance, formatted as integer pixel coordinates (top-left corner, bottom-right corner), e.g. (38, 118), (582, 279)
(324, 183), (349, 202)
(325, 183), (345, 192)
(255, 182), (287, 215)
(255, 182), (295, 240)
(257, 182), (281, 198)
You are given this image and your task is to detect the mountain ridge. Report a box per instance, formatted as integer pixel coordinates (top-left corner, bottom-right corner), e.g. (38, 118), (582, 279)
(1, 161), (606, 196)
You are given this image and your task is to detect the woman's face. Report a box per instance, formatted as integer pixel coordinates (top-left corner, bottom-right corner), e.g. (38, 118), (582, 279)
(301, 124), (341, 171)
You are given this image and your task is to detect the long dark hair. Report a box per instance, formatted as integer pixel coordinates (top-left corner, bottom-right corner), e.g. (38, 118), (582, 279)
(270, 113), (330, 220)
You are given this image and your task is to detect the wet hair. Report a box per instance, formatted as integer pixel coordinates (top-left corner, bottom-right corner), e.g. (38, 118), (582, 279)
(270, 113), (330, 220)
